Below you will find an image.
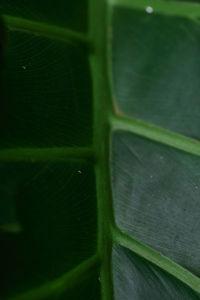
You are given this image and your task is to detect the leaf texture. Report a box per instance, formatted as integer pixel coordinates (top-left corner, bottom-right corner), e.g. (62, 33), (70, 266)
(0, 162), (97, 298)
(111, 131), (200, 276)
(1, 0), (200, 299)
(112, 7), (200, 139)
(2, 30), (91, 148)
(0, 0), (87, 30)
(112, 245), (199, 300)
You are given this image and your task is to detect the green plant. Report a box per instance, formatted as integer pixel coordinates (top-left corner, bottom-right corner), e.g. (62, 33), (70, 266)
(1, 0), (200, 299)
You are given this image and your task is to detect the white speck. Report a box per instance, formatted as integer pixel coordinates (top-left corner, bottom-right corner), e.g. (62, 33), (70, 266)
(195, 185), (198, 189)
(150, 175), (153, 179)
(77, 170), (82, 174)
(22, 66), (27, 70)
(146, 6), (153, 14)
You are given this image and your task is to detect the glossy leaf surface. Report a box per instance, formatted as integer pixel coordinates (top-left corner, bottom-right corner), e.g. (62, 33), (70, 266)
(111, 131), (200, 276)
(112, 8), (200, 139)
(1, 0), (200, 299)
(112, 245), (199, 300)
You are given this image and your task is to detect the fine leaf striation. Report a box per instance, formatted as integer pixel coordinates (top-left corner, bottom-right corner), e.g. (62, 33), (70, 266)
(1, 0), (200, 299)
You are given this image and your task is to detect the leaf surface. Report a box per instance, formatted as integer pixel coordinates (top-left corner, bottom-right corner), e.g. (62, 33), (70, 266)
(1, 0), (200, 299)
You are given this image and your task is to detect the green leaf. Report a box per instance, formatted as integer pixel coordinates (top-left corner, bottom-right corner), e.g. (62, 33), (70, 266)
(112, 6), (200, 139)
(1, 0), (200, 299)
(112, 245), (199, 300)
(112, 131), (200, 275)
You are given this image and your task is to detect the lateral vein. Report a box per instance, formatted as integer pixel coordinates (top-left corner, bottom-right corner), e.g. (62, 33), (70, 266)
(0, 146), (94, 162)
(112, 226), (200, 295)
(3, 15), (90, 47)
(6, 254), (100, 300)
(111, 114), (200, 158)
(110, 0), (200, 21)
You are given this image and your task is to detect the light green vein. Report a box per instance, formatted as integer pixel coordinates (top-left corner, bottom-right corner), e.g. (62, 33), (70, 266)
(112, 226), (200, 295)
(7, 254), (99, 300)
(2, 15), (90, 47)
(0, 146), (94, 162)
(110, 0), (200, 21)
(89, 0), (115, 299)
(111, 114), (200, 157)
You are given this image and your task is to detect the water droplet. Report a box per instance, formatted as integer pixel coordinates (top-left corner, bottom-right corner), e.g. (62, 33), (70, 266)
(146, 6), (153, 14)
(77, 170), (82, 174)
